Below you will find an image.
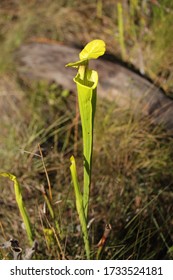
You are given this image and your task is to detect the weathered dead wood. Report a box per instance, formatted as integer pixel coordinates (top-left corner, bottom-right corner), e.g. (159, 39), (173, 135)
(14, 42), (173, 132)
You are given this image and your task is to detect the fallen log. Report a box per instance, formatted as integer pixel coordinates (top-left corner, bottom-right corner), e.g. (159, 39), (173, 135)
(15, 42), (173, 132)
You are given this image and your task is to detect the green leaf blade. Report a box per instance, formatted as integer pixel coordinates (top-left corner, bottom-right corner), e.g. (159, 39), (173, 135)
(70, 156), (90, 259)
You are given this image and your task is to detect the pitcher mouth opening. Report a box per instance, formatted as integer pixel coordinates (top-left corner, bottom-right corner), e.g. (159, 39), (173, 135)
(74, 69), (98, 89)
